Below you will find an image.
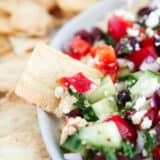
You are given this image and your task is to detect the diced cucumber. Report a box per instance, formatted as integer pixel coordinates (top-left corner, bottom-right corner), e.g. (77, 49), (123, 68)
(88, 76), (116, 103)
(92, 97), (118, 119)
(130, 70), (160, 97)
(79, 122), (122, 151)
(101, 76), (113, 85)
(61, 133), (84, 153)
(119, 71), (144, 82)
(132, 71), (144, 79)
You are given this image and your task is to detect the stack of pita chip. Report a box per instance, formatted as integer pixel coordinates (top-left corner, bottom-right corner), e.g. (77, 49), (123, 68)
(0, 0), (97, 159)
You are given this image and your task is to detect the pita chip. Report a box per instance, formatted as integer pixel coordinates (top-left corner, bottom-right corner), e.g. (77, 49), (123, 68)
(0, 132), (50, 160)
(0, 95), (39, 137)
(15, 43), (102, 113)
(9, 36), (50, 56)
(0, 55), (29, 92)
(10, 1), (53, 36)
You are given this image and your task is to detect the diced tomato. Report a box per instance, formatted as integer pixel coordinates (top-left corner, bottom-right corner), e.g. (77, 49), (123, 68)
(105, 115), (137, 143)
(108, 15), (133, 41)
(65, 51), (81, 60)
(68, 36), (92, 60)
(143, 107), (159, 128)
(58, 72), (93, 93)
(91, 45), (119, 81)
(141, 37), (154, 47)
(139, 27), (146, 34)
(153, 147), (160, 160)
(126, 46), (158, 68)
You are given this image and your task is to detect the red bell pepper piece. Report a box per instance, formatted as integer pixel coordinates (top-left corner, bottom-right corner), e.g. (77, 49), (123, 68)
(126, 46), (158, 68)
(58, 72), (93, 93)
(141, 37), (154, 47)
(153, 147), (160, 160)
(91, 45), (119, 81)
(108, 15), (133, 41)
(67, 36), (92, 60)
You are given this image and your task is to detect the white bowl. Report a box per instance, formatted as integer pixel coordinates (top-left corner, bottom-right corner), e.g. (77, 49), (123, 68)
(37, 0), (124, 159)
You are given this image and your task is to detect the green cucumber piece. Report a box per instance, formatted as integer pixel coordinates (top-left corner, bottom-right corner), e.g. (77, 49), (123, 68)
(79, 122), (122, 151)
(88, 76), (116, 103)
(130, 70), (160, 97)
(61, 133), (84, 153)
(92, 98), (118, 119)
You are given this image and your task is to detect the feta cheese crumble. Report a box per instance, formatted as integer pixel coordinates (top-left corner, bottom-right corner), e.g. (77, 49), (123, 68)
(60, 117), (88, 144)
(127, 28), (139, 37)
(54, 86), (64, 98)
(141, 117), (152, 129)
(131, 110), (147, 124)
(146, 11), (159, 28)
(133, 97), (146, 111)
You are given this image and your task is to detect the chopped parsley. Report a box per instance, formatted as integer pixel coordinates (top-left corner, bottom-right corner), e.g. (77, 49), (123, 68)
(104, 33), (116, 46)
(106, 152), (117, 160)
(141, 130), (156, 153)
(120, 141), (138, 160)
(119, 74), (137, 90)
(69, 89), (98, 121)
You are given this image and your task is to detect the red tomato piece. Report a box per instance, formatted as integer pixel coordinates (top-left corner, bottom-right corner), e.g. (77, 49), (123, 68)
(139, 28), (146, 34)
(141, 37), (154, 47)
(126, 46), (158, 68)
(143, 107), (159, 128)
(153, 147), (160, 160)
(58, 72), (93, 93)
(65, 51), (81, 60)
(68, 36), (92, 60)
(91, 45), (119, 81)
(105, 115), (137, 143)
(108, 15), (133, 41)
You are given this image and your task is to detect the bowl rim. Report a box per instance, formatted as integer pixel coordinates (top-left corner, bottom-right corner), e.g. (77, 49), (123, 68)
(37, 0), (124, 159)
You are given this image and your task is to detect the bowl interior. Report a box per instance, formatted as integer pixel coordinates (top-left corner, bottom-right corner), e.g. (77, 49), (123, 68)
(37, 0), (124, 159)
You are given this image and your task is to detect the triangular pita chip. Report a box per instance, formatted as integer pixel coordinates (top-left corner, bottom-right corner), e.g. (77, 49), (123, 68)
(15, 43), (102, 113)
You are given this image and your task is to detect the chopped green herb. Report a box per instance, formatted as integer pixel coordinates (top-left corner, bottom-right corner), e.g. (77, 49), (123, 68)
(106, 151), (117, 160)
(69, 89), (98, 121)
(141, 130), (156, 153)
(154, 24), (160, 31)
(61, 132), (84, 153)
(104, 33), (116, 46)
(120, 141), (138, 160)
(119, 97), (136, 116)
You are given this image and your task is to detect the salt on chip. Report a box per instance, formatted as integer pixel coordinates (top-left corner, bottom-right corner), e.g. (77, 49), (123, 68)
(0, 0), (17, 14)
(15, 43), (102, 113)
(10, 1), (54, 36)
(36, 0), (57, 11)
(0, 132), (51, 160)
(0, 55), (29, 92)
(56, 0), (96, 14)
(9, 36), (50, 56)
(0, 15), (13, 35)
(0, 36), (12, 55)
(0, 94), (39, 137)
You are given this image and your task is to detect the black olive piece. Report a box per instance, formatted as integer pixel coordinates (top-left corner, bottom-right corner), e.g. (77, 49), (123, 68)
(90, 27), (104, 41)
(75, 29), (94, 44)
(137, 6), (153, 17)
(153, 88), (160, 108)
(117, 90), (131, 107)
(115, 37), (140, 57)
(67, 108), (82, 117)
